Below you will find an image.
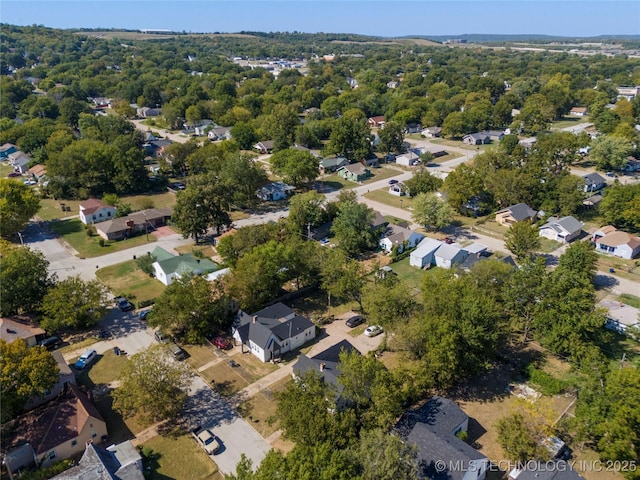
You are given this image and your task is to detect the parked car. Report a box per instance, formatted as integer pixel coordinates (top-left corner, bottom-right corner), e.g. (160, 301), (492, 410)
(606, 171), (618, 178)
(388, 179), (399, 185)
(192, 427), (221, 455)
(320, 237), (330, 246)
(364, 325), (384, 337)
(154, 330), (170, 343)
(168, 342), (187, 360)
(212, 336), (232, 350)
(23, 179), (37, 186)
(170, 182), (186, 190)
(75, 349), (97, 369)
(139, 309), (151, 321)
(39, 336), (61, 350)
(346, 315), (365, 328)
(116, 297), (134, 312)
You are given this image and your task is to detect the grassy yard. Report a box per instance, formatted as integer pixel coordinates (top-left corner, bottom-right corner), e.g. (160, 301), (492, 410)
(538, 237), (561, 253)
(363, 189), (414, 210)
(388, 256), (427, 293)
(184, 345), (218, 371)
(1, 162), (17, 178)
(142, 433), (221, 480)
(175, 244), (216, 257)
(51, 218), (157, 258)
(96, 259), (165, 304)
(75, 350), (129, 388)
(618, 293), (640, 309)
(200, 362), (250, 397)
(229, 351), (279, 379)
(38, 199), (83, 221)
(237, 376), (290, 439)
(550, 115), (590, 130)
(60, 337), (99, 354)
(596, 255), (640, 282)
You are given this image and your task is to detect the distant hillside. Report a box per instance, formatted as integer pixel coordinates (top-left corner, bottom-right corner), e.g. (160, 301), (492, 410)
(397, 33), (640, 43)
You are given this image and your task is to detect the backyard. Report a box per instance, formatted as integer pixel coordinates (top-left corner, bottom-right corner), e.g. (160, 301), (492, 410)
(142, 433), (222, 480)
(386, 256), (428, 293)
(364, 188), (415, 210)
(96, 259), (165, 305)
(51, 218), (157, 258)
(237, 376), (291, 438)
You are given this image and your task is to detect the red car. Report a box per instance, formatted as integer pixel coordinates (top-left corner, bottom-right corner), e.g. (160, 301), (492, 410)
(212, 337), (232, 350)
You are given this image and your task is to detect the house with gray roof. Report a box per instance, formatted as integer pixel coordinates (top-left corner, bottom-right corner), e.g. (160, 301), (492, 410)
(292, 339), (359, 410)
(509, 460), (585, 480)
(207, 126), (232, 141)
(539, 216), (583, 243)
(583, 172), (606, 193)
(337, 163), (371, 182)
(8, 151), (31, 174)
(463, 130), (504, 145)
(600, 299), (640, 335)
(495, 203), (537, 226)
(256, 181), (295, 201)
(395, 396), (489, 480)
(95, 208), (172, 241)
(435, 242), (468, 269)
(379, 224), (424, 253)
(410, 237), (444, 268)
(52, 441), (144, 480)
(151, 246), (219, 286)
(232, 303), (316, 362)
(319, 156), (348, 174)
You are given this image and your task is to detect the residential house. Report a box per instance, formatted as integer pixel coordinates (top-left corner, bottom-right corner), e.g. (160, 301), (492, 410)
(379, 224), (425, 253)
(388, 183), (405, 196)
(509, 461), (585, 480)
(51, 441), (144, 480)
(600, 299), (640, 335)
(136, 106), (162, 118)
(150, 138), (173, 157)
(336, 163), (371, 182)
(292, 339), (359, 411)
(0, 316), (45, 347)
(3, 384), (108, 470)
(435, 243), (468, 268)
(192, 119), (215, 136)
(395, 151), (420, 167)
(459, 252), (516, 273)
(410, 237), (444, 268)
(256, 181), (296, 201)
(151, 246), (219, 286)
(0, 142), (18, 159)
(27, 164), (47, 183)
(583, 172), (607, 193)
(394, 397), (489, 480)
(623, 156), (640, 173)
(363, 154), (379, 168)
(370, 211), (389, 233)
(463, 130), (504, 145)
(421, 126), (442, 138)
(205, 267), (231, 282)
(253, 140), (274, 154)
(232, 303), (316, 362)
(319, 156), (348, 174)
(79, 199), (117, 225)
(539, 216), (583, 243)
(367, 116), (385, 128)
(8, 151), (31, 174)
(405, 122), (422, 134)
(95, 208), (172, 241)
(420, 145), (447, 158)
(291, 144), (321, 158)
(495, 203), (537, 226)
(569, 107), (588, 116)
(387, 80), (400, 89)
(25, 350), (76, 410)
(617, 86), (640, 101)
(207, 127), (231, 142)
(582, 194), (602, 208)
(519, 137), (537, 150)
(592, 227), (640, 259)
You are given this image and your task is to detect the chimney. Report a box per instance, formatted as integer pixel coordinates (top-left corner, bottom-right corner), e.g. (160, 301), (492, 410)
(319, 362), (326, 372)
(253, 315), (258, 323)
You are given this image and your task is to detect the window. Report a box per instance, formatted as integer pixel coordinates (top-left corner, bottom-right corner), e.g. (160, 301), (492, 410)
(71, 439), (77, 447)
(91, 431), (98, 438)
(48, 450), (56, 460)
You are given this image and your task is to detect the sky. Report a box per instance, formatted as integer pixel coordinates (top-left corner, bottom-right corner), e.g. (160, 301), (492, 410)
(1, 1), (639, 38)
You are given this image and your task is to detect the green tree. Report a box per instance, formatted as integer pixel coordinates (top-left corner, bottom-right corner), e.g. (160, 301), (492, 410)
(320, 249), (367, 311)
(286, 190), (326, 236)
(496, 411), (552, 463)
(0, 339), (59, 422)
(40, 276), (109, 332)
(216, 222), (282, 268)
(589, 135), (633, 171)
(149, 275), (233, 343)
(270, 149), (319, 187)
(504, 257), (547, 343)
(358, 429), (419, 480)
(0, 245), (52, 316)
(325, 112), (372, 162)
(443, 163), (487, 214)
(512, 93), (555, 134)
(263, 104), (299, 151)
(230, 121), (258, 150)
(504, 221), (540, 261)
(377, 121), (404, 157)
(599, 184), (640, 232)
(330, 201), (376, 256)
(411, 192), (453, 231)
(362, 280), (419, 328)
(0, 178), (40, 238)
(403, 168), (443, 197)
(113, 345), (192, 425)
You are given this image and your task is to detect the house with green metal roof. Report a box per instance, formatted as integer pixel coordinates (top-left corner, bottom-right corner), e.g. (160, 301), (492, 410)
(151, 247), (218, 286)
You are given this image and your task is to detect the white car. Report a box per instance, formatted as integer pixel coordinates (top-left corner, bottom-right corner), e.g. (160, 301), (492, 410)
(364, 325), (383, 337)
(193, 427), (221, 455)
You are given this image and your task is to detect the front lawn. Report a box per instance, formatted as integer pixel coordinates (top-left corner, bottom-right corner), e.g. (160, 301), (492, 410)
(51, 218), (157, 258)
(550, 115), (590, 130)
(38, 199), (83, 221)
(388, 256), (428, 293)
(237, 376), (290, 439)
(364, 189), (415, 210)
(537, 237), (561, 254)
(618, 293), (640, 309)
(200, 362), (250, 397)
(76, 349), (129, 388)
(183, 345), (218, 371)
(142, 433), (221, 480)
(96, 259), (165, 305)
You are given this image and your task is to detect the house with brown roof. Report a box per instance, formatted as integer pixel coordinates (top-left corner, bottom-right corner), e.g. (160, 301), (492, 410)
(95, 208), (172, 241)
(495, 203), (537, 226)
(569, 107), (588, 116)
(79, 199), (117, 225)
(27, 164), (47, 183)
(3, 384), (107, 471)
(367, 116), (385, 128)
(592, 226), (640, 259)
(0, 316), (45, 347)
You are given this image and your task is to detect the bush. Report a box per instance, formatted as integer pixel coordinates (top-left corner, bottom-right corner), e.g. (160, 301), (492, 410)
(136, 254), (155, 276)
(138, 299), (156, 308)
(138, 197), (155, 210)
(98, 238), (105, 247)
(86, 224), (96, 237)
(19, 459), (75, 480)
(526, 365), (569, 395)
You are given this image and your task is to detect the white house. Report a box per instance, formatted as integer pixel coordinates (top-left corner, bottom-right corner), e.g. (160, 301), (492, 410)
(538, 216), (583, 243)
(232, 303), (316, 362)
(583, 172), (607, 193)
(79, 199), (117, 225)
(388, 183), (405, 196)
(421, 126), (442, 138)
(256, 181), (296, 201)
(379, 224), (425, 253)
(600, 299), (640, 335)
(395, 151), (420, 167)
(410, 237), (443, 268)
(151, 246), (218, 286)
(592, 227), (640, 260)
(435, 243), (468, 268)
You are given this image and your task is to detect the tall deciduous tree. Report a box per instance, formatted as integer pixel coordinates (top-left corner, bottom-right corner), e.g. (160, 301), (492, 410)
(411, 192), (453, 231)
(113, 345), (192, 425)
(358, 429), (419, 480)
(331, 201), (376, 256)
(40, 276), (109, 332)
(0, 245), (52, 316)
(287, 190), (326, 236)
(320, 249), (367, 311)
(325, 111), (372, 162)
(504, 257), (546, 343)
(0, 339), (59, 422)
(377, 121), (404, 157)
(403, 168), (443, 197)
(270, 149), (319, 187)
(0, 178), (40, 238)
(504, 221), (540, 261)
(599, 183), (640, 232)
(589, 135), (633, 171)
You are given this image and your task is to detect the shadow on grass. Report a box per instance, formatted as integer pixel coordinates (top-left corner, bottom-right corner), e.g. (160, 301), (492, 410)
(50, 218), (83, 235)
(95, 393), (135, 444)
(213, 380), (237, 397)
(138, 447), (173, 480)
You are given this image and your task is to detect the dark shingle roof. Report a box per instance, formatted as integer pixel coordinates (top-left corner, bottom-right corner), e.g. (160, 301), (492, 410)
(513, 461), (585, 480)
(498, 203), (537, 221)
(271, 315), (314, 341)
(293, 340), (359, 393)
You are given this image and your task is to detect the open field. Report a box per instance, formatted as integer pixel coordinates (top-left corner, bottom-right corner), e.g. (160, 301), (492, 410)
(142, 433), (222, 480)
(551, 115), (591, 130)
(364, 189), (414, 210)
(75, 349), (129, 387)
(96, 260), (165, 304)
(51, 218), (157, 258)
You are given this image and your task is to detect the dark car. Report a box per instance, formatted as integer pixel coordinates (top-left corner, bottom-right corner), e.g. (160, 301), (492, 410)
(212, 336), (232, 350)
(388, 179), (399, 185)
(346, 315), (365, 328)
(139, 309), (151, 321)
(40, 336), (61, 350)
(171, 182), (186, 190)
(116, 297), (134, 312)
